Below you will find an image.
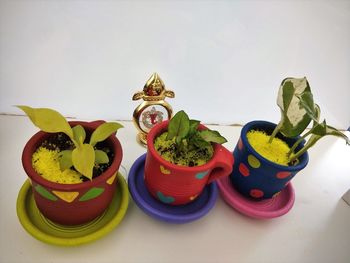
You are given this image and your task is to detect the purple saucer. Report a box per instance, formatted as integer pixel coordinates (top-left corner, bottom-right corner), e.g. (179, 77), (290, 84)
(128, 154), (218, 224)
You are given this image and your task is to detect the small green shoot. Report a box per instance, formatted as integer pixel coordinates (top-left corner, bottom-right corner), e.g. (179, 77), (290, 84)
(166, 110), (227, 154)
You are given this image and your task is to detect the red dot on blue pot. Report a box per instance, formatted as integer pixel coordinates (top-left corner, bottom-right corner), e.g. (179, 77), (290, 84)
(239, 163), (250, 177)
(238, 138), (243, 150)
(276, 171), (291, 179)
(250, 189), (264, 198)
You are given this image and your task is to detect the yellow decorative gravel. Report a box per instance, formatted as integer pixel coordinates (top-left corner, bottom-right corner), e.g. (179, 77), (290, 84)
(246, 130), (290, 166)
(32, 147), (83, 184)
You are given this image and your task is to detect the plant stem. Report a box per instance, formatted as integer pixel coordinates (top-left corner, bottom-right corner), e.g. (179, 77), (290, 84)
(268, 122), (282, 143)
(289, 145), (308, 163)
(287, 129), (313, 157)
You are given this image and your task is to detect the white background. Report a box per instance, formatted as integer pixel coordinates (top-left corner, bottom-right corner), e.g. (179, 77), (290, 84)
(1, 2), (350, 261)
(1, 0), (349, 128)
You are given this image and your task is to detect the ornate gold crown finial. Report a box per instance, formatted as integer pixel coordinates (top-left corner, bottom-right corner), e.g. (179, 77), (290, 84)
(144, 73), (165, 96)
(132, 73), (175, 145)
(133, 72), (175, 101)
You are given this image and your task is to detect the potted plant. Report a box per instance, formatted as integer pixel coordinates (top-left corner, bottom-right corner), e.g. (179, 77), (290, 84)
(230, 77), (349, 199)
(18, 106), (123, 225)
(144, 110), (234, 205)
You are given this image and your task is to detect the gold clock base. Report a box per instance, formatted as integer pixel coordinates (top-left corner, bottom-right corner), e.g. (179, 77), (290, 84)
(137, 132), (147, 146)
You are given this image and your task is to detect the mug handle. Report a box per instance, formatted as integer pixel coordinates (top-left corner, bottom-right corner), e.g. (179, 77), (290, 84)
(207, 145), (234, 184)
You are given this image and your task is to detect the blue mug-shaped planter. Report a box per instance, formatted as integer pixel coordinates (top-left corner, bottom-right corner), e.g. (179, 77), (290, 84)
(230, 120), (309, 199)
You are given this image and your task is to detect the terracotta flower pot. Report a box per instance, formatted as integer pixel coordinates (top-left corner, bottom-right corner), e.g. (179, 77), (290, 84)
(230, 120), (309, 199)
(145, 120), (234, 205)
(22, 121), (123, 225)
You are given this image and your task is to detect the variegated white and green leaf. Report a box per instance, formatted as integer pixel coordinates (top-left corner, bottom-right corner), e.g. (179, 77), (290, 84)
(276, 77), (314, 137)
(325, 125), (350, 145)
(289, 119), (350, 162)
(311, 104), (321, 127)
(307, 120), (348, 143)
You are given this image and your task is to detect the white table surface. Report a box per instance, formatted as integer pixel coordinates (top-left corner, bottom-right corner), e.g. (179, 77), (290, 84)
(1, 115), (349, 263)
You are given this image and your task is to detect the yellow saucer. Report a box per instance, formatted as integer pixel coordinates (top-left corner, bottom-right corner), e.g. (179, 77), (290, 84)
(16, 173), (129, 246)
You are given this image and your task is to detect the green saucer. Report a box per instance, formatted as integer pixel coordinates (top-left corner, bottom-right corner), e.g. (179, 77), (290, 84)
(16, 173), (129, 246)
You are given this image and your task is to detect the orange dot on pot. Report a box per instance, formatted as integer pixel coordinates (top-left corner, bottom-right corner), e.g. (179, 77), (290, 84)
(276, 171), (291, 179)
(239, 163), (250, 177)
(250, 189), (264, 198)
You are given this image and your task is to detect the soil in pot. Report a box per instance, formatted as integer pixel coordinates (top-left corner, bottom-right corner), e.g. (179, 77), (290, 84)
(154, 132), (213, 167)
(246, 130), (292, 166)
(32, 132), (114, 184)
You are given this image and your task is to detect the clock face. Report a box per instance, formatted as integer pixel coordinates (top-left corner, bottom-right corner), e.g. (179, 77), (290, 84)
(138, 105), (169, 133)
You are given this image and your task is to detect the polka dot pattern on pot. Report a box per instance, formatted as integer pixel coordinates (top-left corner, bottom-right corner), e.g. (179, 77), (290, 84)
(239, 163), (250, 177)
(248, 154), (261, 168)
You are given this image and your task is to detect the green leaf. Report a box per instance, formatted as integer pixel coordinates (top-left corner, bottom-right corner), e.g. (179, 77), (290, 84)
(17, 105), (74, 139)
(326, 125), (350, 145)
(309, 120), (327, 136)
(290, 120), (350, 162)
(308, 120), (349, 145)
(276, 77), (314, 137)
(192, 135), (211, 148)
(58, 150), (73, 171)
(72, 125), (86, 146)
(188, 120), (200, 136)
(95, 150), (109, 164)
(90, 122), (123, 147)
(312, 104), (321, 127)
(297, 91), (316, 122)
(281, 81), (295, 112)
(199, 130), (227, 144)
(293, 134), (321, 157)
(166, 110), (190, 143)
(72, 144), (95, 180)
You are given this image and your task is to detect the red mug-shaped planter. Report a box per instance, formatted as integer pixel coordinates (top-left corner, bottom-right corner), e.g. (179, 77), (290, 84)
(145, 121), (234, 205)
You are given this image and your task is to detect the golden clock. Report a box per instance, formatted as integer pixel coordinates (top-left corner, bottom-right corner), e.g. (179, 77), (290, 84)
(132, 73), (175, 145)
